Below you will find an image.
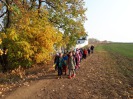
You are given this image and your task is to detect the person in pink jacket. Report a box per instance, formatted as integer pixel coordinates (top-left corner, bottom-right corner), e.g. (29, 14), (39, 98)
(75, 49), (81, 69)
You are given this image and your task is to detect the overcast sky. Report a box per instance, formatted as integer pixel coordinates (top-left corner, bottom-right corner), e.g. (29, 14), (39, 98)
(84, 0), (133, 42)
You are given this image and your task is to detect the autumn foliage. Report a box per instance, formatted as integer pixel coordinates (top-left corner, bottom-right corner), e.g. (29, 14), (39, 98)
(0, 0), (86, 69)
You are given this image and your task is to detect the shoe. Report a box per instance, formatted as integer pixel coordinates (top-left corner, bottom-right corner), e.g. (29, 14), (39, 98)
(68, 76), (72, 79)
(71, 74), (74, 77)
(73, 74), (76, 78)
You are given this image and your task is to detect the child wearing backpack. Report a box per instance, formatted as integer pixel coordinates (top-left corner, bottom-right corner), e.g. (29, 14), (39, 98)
(55, 53), (65, 79)
(63, 53), (68, 75)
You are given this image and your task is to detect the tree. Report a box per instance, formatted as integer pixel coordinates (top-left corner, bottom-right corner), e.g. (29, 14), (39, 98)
(0, 0), (87, 47)
(42, 0), (87, 48)
(0, 1), (62, 69)
(0, 0), (87, 69)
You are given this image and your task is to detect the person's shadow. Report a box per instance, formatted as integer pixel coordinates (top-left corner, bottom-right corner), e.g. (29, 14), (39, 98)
(25, 70), (68, 82)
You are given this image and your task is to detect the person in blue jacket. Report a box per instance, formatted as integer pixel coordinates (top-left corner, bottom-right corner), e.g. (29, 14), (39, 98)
(55, 53), (66, 79)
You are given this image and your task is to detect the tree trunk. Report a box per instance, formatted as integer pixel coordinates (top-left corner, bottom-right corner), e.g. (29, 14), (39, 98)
(38, 0), (42, 13)
(5, 0), (11, 28)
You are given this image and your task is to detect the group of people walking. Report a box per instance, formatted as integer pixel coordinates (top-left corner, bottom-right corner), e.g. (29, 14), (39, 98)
(54, 45), (95, 79)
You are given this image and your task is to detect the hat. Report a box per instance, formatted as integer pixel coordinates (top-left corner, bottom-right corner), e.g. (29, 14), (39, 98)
(76, 48), (79, 51)
(56, 53), (59, 56)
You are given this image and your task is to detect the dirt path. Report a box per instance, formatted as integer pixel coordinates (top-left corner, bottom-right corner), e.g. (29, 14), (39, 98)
(2, 51), (133, 99)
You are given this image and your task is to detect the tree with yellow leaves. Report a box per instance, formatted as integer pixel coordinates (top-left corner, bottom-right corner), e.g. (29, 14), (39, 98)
(0, 1), (63, 68)
(0, 0), (87, 69)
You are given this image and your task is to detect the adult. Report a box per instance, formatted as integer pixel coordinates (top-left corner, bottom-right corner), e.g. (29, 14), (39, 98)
(90, 45), (95, 53)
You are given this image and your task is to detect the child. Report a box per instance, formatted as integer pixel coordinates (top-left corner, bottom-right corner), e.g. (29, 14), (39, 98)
(63, 53), (68, 75)
(75, 50), (81, 69)
(54, 53), (59, 71)
(88, 48), (91, 56)
(67, 51), (76, 79)
(83, 49), (88, 59)
(55, 53), (65, 79)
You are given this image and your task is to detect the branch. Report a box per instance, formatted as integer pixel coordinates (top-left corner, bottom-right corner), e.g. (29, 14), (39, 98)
(41, 0), (56, 9)
(0, 0), (8, 7)
(0, 23), (5, 32)
(0, 0), (8, 18)
(0, 10), (7, 18)
(38, 0), (41, 9)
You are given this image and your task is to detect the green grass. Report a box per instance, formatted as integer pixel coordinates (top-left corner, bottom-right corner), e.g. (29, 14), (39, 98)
(96, 43), (133, 98)
(96, 43), (133, 58)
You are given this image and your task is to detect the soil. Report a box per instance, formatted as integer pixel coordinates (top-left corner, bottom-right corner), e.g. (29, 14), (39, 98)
(1, 51), (133, 99)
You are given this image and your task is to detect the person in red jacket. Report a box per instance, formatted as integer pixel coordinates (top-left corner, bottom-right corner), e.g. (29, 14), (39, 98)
(83, 49), (88, 59)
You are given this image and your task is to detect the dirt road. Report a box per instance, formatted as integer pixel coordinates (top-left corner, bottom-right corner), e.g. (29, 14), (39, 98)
(3, 51), (133, 99)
